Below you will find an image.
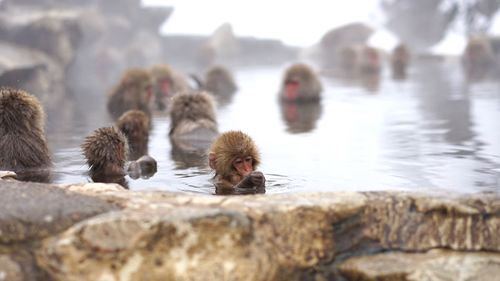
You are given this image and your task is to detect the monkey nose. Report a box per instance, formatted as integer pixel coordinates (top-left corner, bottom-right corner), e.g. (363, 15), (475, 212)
(241, 163), (253, 176)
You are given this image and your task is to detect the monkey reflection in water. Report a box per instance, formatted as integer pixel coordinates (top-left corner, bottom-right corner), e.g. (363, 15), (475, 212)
(168, 91), (219, 169)
(278, 63), (323, 134)
(81, 127), (157, 188)
(0, 87), (52, 183)
(208, 131), (266, 195)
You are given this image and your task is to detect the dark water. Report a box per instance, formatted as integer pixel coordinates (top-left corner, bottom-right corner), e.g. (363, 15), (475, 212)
(46, 59), (500, 194)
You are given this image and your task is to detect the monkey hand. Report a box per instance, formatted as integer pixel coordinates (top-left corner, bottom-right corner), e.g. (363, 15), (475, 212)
(235, 171), (266, 189)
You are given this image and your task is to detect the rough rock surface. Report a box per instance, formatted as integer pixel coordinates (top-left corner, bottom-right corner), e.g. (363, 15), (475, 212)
(28, 185), (500, 281)
(339, 249), (500, 281)
(0, 180), (121, 281)
(0, 179), (498, 280)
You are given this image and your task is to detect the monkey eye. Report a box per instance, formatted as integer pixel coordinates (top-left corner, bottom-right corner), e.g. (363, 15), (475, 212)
(244, 156), (252, 162)
(233, 158), (243, 165)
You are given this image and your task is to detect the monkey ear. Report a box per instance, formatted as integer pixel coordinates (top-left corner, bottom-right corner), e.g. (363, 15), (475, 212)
(208, 152), (216, 169)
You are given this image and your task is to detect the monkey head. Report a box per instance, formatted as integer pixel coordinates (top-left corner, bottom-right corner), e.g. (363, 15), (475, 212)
(208, 131), (261, 179)
(116, 110), (150, 160)
(204, 65), (238, 95)
(280, 63), (322, 102)
(0, 87), (45, 134)
(151, 64), (175, 93)
(169, 91), (217, 135)
(114, 68), (153, 104)
(81, 126), (129, 177)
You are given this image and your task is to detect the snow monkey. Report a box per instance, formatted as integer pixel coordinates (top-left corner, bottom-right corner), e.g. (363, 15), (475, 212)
(0, 87), (52, 182)
(116, 109), (150, 160)
(208, 131), (265, 191)
(107, 68), (153, 120)
(278, 63), (323, 102)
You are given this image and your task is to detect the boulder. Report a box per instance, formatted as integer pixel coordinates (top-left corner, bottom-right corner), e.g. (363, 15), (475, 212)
(339, 249), (500, 281)
(0, 180), (121, 281)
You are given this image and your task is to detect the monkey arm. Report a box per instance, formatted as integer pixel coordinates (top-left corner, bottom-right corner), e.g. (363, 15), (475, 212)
(234, 171), (266, 189)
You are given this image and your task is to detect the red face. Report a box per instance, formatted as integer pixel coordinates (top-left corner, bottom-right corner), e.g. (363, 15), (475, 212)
(285, 80), (300, 101)
(232, 156), (253, 177)
(161, 79), (171, 97)
(145, 84), (153, 102)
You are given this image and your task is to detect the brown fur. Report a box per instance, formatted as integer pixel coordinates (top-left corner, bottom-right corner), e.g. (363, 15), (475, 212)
(462, 36), (496, 79)
(150, 64), (190, 110)
(203, 65), (238, 96)
(208, 131), (260, 181)
(81, 126), (128, 179)
(0, 87), (51, 182)
(107, 68), (152, 120)
(116, 110), (150, 160)
(358, 46), (381, 74)
(391, 43), (410, 78)
(279, 63), (323, 102)
(168, 91), (218, 137)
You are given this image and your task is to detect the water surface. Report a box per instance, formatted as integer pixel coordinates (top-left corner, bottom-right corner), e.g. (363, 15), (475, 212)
(47, 59), (500, 194)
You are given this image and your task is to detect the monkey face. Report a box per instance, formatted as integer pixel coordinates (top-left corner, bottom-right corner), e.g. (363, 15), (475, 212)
(232, 156), (253, 177)
(144, 83), (153, 103)
(284, 79), (300, 101)
(160, 78), (172, 97)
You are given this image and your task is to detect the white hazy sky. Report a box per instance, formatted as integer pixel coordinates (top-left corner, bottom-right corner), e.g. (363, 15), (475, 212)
(143, 0), (383, 47)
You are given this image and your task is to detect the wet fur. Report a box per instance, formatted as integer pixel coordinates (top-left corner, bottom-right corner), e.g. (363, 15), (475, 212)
(203, 65), (238, 96)
(81, 126), (128, 178)
(279, 63), (323, 102)
(116, 110), (150, 160)
(168, 91), (218, 137)
(0, 87), (51, 181)
(209, 130), (260, 180)
(391, 44), (410, 77)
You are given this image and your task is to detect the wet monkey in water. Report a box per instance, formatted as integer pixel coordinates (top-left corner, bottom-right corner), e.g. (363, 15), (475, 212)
(81, 126), (158, 186)
(208, 131), (265, 192)
(81, 126), (129, 186)
(462, 36), (497, 80)
(390, 43), (410, 79)
(150, 64), (191, 111)
(202, 65), (238, 96)
(0, 87), (52, 182)
(278, 63), (323, 102)
(116, 110), (151, 161)
(107, 68), (153, 120)
(168, 90), (218, 139)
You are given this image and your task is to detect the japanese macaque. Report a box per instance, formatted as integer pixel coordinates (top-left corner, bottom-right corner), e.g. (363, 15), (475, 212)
(391, 43), (410, 79)
(107, 68), (153, 120)
(169, 91), (218, 140)
(462, 36), (497, 80)
(116, 110), (150, 160)
(168, 91), (219, 168)
(208, 131), (265, 192)
(358, 45), (382, 75)
(150, 64), (191, 111)
(202, 65), (238, 97)
(279, 63), (323, 102)
(0, 87), (52, 182)
(81, 126), (129, 187)
(338, 46), (358, 75)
